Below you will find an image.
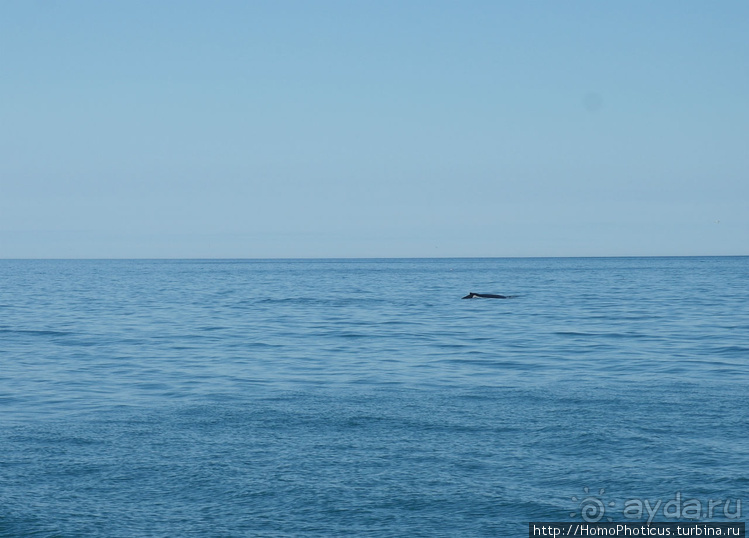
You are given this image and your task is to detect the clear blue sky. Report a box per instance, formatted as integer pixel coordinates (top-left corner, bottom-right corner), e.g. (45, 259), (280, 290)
(1, 0), (747, 258)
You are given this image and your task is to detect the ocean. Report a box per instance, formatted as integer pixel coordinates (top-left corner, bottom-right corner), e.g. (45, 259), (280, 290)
(1, 257), (747, 536)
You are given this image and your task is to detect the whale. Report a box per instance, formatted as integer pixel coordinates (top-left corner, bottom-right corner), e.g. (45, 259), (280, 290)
(462, 292), (509, 299)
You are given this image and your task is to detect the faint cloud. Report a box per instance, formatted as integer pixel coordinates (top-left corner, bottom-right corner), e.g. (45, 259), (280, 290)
(583, 92), (603, 113)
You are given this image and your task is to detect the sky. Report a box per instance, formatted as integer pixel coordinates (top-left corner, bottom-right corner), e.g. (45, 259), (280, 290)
(1, 0), (747, 258)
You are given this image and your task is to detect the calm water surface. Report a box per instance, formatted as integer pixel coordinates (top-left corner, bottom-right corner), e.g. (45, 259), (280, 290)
(1, 257), (748, 536)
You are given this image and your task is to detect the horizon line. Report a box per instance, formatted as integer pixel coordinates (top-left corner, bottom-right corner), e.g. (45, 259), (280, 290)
(1, 254), (747, 261)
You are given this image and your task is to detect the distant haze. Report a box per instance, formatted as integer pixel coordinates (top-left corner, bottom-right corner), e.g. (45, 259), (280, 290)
(1, 1), (747, 258)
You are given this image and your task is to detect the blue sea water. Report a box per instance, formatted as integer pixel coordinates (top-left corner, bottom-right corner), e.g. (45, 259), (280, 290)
(1, 257), (747, 537)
